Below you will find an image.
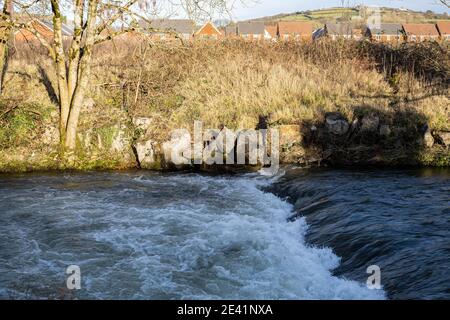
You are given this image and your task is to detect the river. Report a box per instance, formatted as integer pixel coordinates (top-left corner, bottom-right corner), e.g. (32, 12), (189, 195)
(0, 168), (448, 299)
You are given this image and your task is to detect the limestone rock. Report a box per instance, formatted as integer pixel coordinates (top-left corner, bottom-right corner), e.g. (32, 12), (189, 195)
(325, 113), (349, 136)
(132, 117), (152, 132)
(379, 125), (391, 137)
(162, 130), (192, 165)
(135, 140), (155, 168)
(423, 128), (434, 148)
(361, 115), (380, 132)
(111, 126), (129, 153)
(215, 127), (238, 155)
(435, 131), (450, 147)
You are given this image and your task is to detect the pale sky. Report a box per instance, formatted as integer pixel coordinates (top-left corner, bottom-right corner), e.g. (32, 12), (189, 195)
(231, 0), (450, 20)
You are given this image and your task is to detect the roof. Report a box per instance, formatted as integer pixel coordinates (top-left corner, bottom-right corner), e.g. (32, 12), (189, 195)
(436, 21), (450, 35)
(325, 23), (354, 36)
(402, 24), (439, 36)
(237, 21), (265, 35)
(278, 21), (313, 35)
(37, 20), (73, 36)
(142, 19), (195, 34)
(367, 23), (403, 35)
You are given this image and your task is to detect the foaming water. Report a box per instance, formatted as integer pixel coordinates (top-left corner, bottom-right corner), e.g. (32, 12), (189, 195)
(0, 171), (383, 300)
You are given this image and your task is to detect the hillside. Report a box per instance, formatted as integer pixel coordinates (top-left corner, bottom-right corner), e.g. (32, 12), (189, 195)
(249, 7), (450, 28)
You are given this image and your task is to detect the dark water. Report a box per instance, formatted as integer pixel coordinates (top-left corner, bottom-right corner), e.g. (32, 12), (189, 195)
(268, 167), (450, 300)
(0, 168), (448, 299)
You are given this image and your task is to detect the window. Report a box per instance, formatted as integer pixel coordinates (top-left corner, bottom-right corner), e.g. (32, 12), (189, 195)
(253, 34), (261, 40)
(411, 35), (417, 41)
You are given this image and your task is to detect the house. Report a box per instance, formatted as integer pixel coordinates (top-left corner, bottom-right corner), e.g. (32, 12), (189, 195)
(264, 23), (278, 40)
(15, 19), (72, 43)
(195, 21), (222, 40)
(237, 21), (270, 40)
(224, 25), (237, 37)
(142, 19), (195, 40)
(365, 23), (403, 43)
(317, 23), (361, 40)
(436, 21), (450, 41)
(277, 21), (313, 41)
(402, 24), (440, 42)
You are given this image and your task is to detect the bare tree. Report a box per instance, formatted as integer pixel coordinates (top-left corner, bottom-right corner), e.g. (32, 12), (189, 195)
(0, 0), (13, 94)
(1, 0), (242, 150)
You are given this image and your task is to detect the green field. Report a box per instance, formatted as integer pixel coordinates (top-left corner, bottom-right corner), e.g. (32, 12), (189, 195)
(250, 6), (450, 27)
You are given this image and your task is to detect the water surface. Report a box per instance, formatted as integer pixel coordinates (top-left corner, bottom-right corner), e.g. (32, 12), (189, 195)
(0, 168), (448, 299)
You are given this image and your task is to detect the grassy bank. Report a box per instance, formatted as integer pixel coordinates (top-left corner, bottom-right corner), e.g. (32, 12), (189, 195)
(0, 39), (449, 171)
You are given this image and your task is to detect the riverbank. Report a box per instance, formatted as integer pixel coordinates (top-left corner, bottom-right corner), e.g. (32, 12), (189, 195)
(0, 40), (449, 172)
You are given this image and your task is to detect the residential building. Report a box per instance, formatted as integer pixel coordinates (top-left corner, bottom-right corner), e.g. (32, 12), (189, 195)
(15, 19), (72, 43)
(436, 21), (450, 41)
(316, 23), (361, 40)
(237, 21), (269, 41)
(402, 23), (440, 42)
(195, 21), (222, 40)
(142, 19), (195, 40)
(365, 23), (403, 43)
(277, 21), (313, 41)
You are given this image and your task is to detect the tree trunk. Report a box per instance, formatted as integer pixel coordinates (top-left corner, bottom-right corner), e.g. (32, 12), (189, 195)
(67, 0), (84, 99)
(64, 0), (98, 149)
(50, 0), (70, 143)
(0, 0), (13, 95)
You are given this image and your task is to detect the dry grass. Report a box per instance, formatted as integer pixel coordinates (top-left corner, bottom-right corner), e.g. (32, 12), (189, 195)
(88, 39), (448, 136)
(2, 38), (449, 147)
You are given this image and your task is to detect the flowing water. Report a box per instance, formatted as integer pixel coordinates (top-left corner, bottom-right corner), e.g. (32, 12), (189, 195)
(0, 168), (448, 300)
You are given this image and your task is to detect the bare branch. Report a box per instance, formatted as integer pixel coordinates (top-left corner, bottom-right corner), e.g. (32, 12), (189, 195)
(438, 0), (449, 8)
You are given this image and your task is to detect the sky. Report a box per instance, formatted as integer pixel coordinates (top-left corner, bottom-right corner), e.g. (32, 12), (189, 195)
(231, 0), (450, 20)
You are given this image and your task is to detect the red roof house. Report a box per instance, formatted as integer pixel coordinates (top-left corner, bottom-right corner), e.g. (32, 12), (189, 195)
(402, 24), (440, 42)
(436, 21), (450, 40)
(277, 21), (313, 41)
(195, 21), (222, 40)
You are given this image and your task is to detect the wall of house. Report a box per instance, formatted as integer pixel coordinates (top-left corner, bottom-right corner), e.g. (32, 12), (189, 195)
(371, 34), (403, 43)
(239, 34), (264, 41)
(196, 23), (221, 39)
(280, 34), (312, 42)
(407, 35), (439, 42)
(149, 33), (192, 41)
